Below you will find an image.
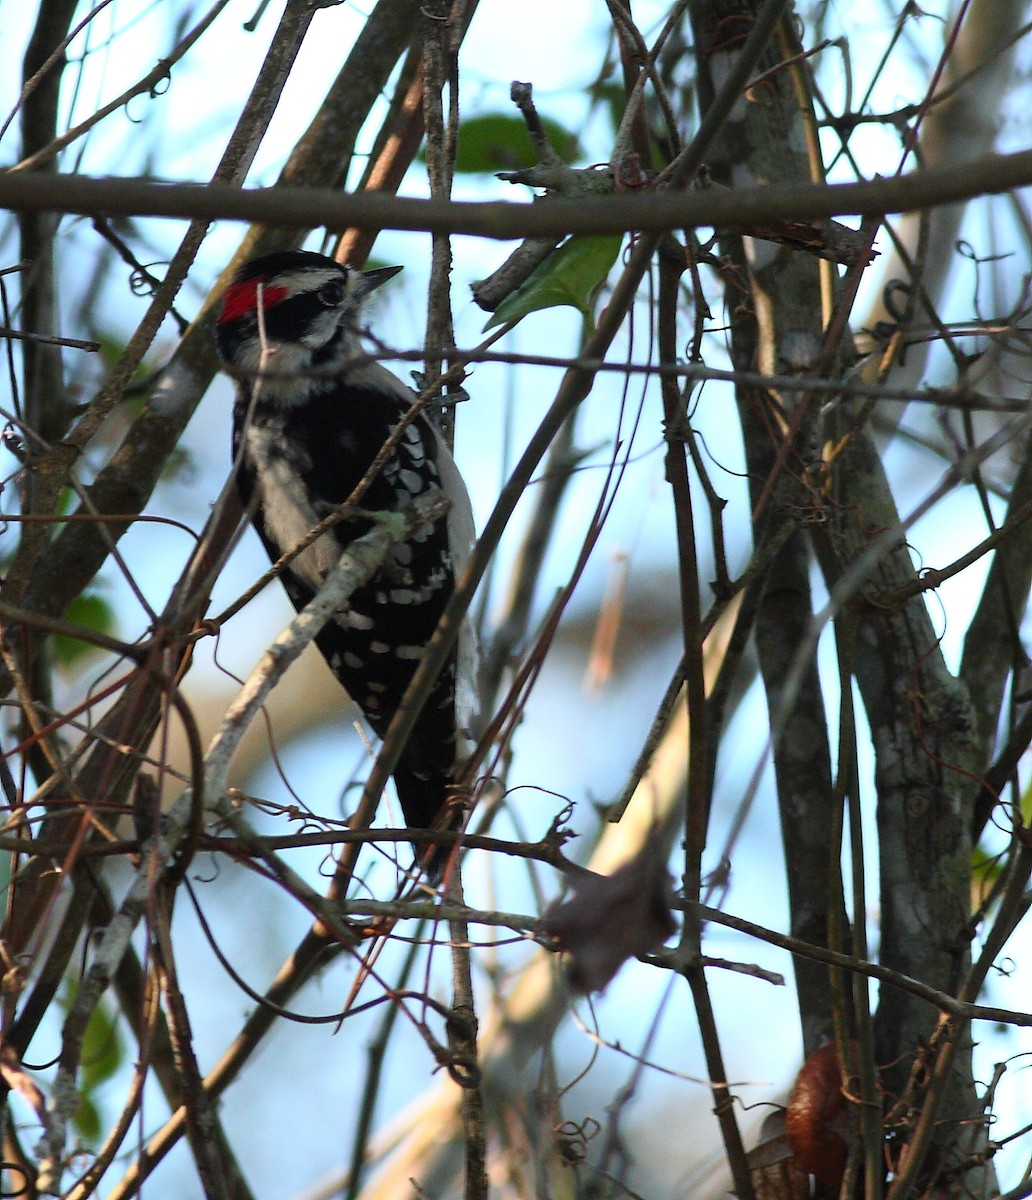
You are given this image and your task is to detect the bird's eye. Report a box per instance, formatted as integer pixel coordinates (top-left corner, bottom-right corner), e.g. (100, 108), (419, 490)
(317, 280), (345, 307)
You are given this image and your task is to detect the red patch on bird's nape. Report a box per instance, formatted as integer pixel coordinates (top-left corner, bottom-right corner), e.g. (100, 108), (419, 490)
(218, 279), (288, 324)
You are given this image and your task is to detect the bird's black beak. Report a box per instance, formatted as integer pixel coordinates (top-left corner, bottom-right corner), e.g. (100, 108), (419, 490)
(358, 265), (403, 296)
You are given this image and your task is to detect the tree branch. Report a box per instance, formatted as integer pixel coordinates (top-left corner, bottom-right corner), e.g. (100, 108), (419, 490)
(2, 145), (1032, 234)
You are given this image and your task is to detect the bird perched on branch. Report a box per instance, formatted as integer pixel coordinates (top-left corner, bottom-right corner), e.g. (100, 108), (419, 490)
(215, 249), (477, 878)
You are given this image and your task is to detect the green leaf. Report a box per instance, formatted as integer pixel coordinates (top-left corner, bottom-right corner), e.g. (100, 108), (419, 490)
(74, 1094), (102, 1144)
(972, 778), (1032, 903)
(972, 843), (1003, 899)
(161, 443), (196, 484)
(80, 1000), (124, 1090)
(53, 591), (114, 666)
(447, 113), (580, 174)
(485, 235), (622, 332)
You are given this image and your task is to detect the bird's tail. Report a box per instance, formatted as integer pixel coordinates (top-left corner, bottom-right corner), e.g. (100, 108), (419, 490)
(393, 763), (466, 883)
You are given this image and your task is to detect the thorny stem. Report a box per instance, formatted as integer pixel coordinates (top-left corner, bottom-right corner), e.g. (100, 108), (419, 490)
(447, 874), (488, 1200)
(658, 252), (708, 907)
(421, 11), (488, 1194)
(421, 0), (463, 445)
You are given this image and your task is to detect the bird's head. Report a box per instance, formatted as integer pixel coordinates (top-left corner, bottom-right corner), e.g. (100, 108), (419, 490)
(215, 249), (402, 397)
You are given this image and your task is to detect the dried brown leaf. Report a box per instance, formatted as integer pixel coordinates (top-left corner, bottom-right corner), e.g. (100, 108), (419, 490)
(542, 836), (676, 992)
